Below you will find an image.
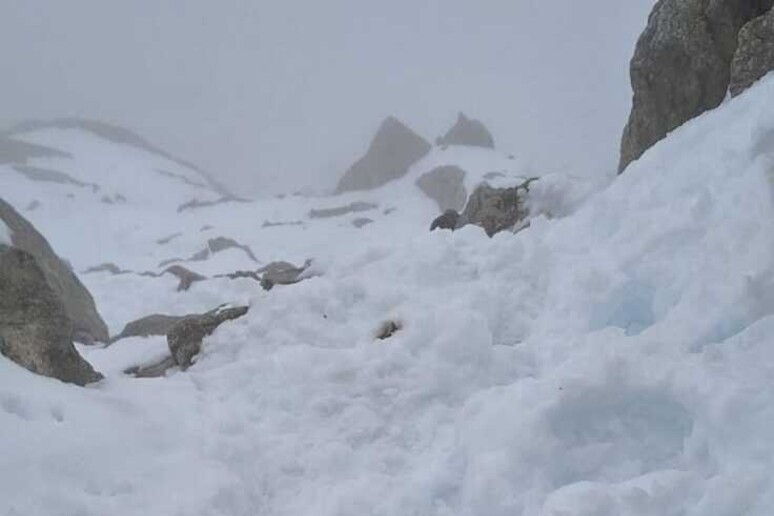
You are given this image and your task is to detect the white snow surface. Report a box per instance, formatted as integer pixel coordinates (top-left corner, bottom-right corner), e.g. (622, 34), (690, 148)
(4, 78), (774, 515)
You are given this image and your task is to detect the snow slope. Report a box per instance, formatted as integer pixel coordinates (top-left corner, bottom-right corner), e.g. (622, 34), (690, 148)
(4, 77), (774, 515)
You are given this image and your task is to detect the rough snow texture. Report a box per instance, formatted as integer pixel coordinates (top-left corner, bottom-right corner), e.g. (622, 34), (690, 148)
(10, 80), (774, 515)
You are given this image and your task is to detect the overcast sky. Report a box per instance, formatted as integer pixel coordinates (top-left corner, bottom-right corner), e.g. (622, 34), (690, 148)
(0, 1), (654, 196)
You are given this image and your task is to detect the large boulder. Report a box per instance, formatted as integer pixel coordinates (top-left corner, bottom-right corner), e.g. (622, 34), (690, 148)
(731, 9), (774, 96)
(0, 198), (108, 343)
(416, 165), (468, 212)
(335, 117), (431, 193)
(0, 246), (102, 385)
(436, 113), (494, 148)
(457, 178), (536, 237)
(619, 0), (773, 173)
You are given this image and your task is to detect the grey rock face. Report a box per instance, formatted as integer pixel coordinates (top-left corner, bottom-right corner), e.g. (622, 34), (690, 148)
(430, 210), (460, 232)
(458, 178), (536, 237)
(163, 265), (206, 292)
(167, 305), (249, 369)
(0, 198), (109, 343)
(416, 165), (468, 212)
(0, 246), (102, 385)
(619, 0), (773, 173)
(111, 314), (189, 343)
(731, 9), (774, 96)
(309, 202), (377, 219)
(436, 113), (494, 148)
(258, 260), (311, 290)
(336, 117), (431, 193)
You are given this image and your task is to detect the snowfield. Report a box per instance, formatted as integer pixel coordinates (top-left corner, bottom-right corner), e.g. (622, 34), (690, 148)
(4, 78), (774, 515)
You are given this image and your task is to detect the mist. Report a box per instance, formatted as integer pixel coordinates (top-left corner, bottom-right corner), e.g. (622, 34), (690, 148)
(0, 0), (654, 196)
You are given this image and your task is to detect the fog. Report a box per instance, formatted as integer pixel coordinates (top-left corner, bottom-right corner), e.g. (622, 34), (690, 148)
(0, 1), (654, 196)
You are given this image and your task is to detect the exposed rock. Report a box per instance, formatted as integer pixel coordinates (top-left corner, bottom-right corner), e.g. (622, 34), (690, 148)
(167, 305), (249, 369)
(111, 314), (188, 343)
(376, 320), (402, 340)
(352, 217), (374, 228)
(731, 9), (774, 96)
(124, 356), (176, 378)
(335, 117), (431, 193)
(259, 260), (311, 290)
(178, 197), (247, 213)
(12, 165), (99, 191)
(416, 165), (468, 212)
(0, 246), (102, 385)
(190, 236), (258, 263)
(309, 202), (378, 219)
(262, 220), (305, 228)
(430, 210), (461, 232)
(163, 265), (206, 292)
(619, 0), (773, 172)
(83, 262), (130, 275)
(458, 178), (537, 237)
(156, 232), (182, 245)
(0, 198), (109, 343)
(0, 134), (71, 164)
(436, 113), (495, 148)
(216, 270), (261, 282)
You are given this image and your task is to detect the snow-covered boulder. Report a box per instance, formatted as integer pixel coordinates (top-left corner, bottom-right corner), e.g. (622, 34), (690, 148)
(0, 198), (108, 343)
(436, 112), (494, 148)
(0, 246), (102, 386)
(335, 117), (431, 193)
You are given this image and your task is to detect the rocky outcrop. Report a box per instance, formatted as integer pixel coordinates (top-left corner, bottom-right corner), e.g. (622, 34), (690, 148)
(111, 314), (189, 343)
(123, 305), (249, 377)
(259, 260), (311, 290)
(0, 246), (102, 385)
(619, 0), (773, 173)
(436, 113), (494, 148)
(163, 265), (206, 292)
(351, 217), (373, 228)
(731, 9), (774, 96)
(336, 117), (431, 193)
(457, 178), (537, 237)
(0, 198), (109, 343)
(430, 210), (460, 232)
(309, 202), (377, 219)
(0, 135), (71, 164)
(167, 305), (249, 370)
(416, 165), (468, 212)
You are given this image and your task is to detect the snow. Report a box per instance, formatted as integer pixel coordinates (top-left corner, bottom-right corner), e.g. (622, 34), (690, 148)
(0, 219), (11, 245)
(5, 78), (774, 515)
